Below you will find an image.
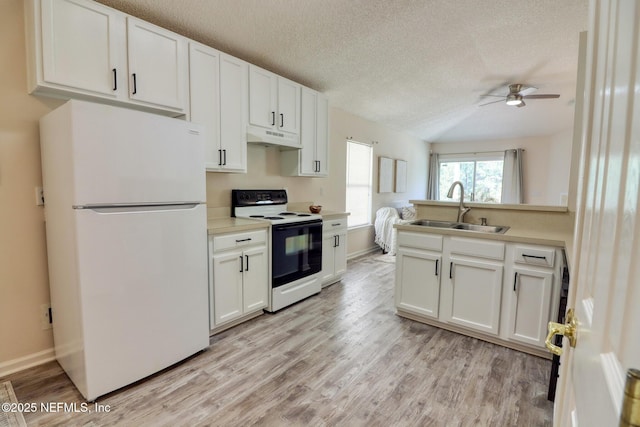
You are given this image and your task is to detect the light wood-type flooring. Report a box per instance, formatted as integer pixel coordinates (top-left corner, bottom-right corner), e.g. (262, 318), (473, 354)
(2, 253), (553, 426)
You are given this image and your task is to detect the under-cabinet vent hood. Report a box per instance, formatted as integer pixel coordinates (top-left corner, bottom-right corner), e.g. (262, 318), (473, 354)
(246, 125), (301, 150)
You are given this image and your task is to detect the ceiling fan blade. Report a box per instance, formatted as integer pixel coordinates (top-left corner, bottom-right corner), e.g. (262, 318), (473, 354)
(479, 99), (505, 107)
(517, 100), (526, 108)
(519, 85), (538, 96)
(523, 94), (560, 99)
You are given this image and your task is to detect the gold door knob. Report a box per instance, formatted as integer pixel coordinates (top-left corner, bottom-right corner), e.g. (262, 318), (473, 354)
(545, 308), (578, 356)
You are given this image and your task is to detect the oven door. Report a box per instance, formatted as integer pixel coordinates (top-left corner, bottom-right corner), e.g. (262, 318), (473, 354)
(272, 220), (323, 287)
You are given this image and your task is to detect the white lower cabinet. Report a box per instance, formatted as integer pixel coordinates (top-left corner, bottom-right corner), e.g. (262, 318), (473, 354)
(395, 231), (443, 318)
(209, 229), (268, 333)
(395, 230), (562, 357)
(321, 217), (348, 286)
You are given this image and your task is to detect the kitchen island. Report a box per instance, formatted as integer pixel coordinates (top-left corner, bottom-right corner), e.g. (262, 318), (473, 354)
(394, 201), (574, 358)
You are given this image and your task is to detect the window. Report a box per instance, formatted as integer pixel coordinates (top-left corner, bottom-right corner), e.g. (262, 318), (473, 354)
(346, 141), (373, 228)
(438, 153), (504, 203)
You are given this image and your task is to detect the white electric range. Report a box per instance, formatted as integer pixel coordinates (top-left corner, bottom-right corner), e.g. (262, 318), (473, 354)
(231, 189), (323, 311)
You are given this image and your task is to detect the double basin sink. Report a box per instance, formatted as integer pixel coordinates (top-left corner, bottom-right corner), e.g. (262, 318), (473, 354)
(410, 219), (509, 234)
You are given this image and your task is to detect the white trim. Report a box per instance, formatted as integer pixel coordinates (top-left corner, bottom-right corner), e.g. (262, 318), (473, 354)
(0, 348), (55, 377)
(600, 352), (625, 414)
(347, 246), (380, 260)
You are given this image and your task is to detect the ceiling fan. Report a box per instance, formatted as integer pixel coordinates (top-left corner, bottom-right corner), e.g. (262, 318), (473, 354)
(479, 83), (560, 107)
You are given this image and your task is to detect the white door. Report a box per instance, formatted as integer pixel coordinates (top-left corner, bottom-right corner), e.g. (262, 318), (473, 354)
(219, 53), (248, 172)
(321, 233), (336, 283)
(126, 17), (187, 113)
(508, 266), (553, 347)
(555, 0), (640, 425)
(212, 249), (244, 326)
(315, 94), (329, 176)
(446, 257), (503, 335)
(395, 248), (442, 319)
(334, 232), (348, 277)
(248, 66), (276, 128)
(277, 78), (301, 134)
(242, 246), (268, 313)
(299, 87), (318, 175)
(40, 0), (125, 97)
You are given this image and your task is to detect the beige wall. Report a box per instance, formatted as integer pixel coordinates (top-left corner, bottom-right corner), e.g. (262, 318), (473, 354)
(431, 133), (574, 206)
(0, 0), (429, 370)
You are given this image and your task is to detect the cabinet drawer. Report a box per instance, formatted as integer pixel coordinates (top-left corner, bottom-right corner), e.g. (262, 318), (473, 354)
(213, 229), (267, 252)
(323, 218), (347, 233)
(513, 245), (555, 268)
(448, 237), (505, 261)
(397, 231), (443, 251)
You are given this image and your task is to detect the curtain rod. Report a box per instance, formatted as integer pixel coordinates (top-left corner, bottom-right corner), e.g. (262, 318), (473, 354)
(432, 149), (525, 155)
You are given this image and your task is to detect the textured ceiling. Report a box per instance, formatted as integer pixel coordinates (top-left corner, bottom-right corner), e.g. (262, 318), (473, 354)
(96, 0), (589, 143)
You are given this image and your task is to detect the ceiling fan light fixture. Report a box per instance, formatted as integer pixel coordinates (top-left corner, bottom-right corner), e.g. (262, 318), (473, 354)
(506, 94), (523, 106)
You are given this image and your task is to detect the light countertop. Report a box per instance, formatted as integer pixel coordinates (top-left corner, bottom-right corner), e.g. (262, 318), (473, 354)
(207, 217), (270, 235)
(320, 211), (350, 220)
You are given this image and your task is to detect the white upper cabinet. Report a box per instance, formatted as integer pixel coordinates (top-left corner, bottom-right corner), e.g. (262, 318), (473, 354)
(281, 87), (329, 176)
(25, 0), (188, 116)
(30, 0), (126, 98)
(189, 42), (247, 172)
(248, 65), (301, 147)
(126, 17), (188, 113)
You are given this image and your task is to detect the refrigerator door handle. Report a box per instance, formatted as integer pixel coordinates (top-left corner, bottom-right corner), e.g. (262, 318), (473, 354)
(74, 202), (202, 213)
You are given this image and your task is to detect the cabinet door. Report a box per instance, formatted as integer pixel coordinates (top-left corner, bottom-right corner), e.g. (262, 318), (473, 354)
(299, 87), (318, 175)
(507, 267), (553, 347)
(242, 246), (268, 313)
(40, 0), (125, 97)
(395, 248), (442, 319)
(189, 43), (221, 170)
(248, 66), (276, 128)
(315, 94), (329, 176)
(219, 53), (248, 172)
(446, 257), (503, 335)
(334, 232), (347, 277)
(212, 250), (243, 326)
(321, 233), (336, 284)
(277, 78), (301, 134)
(127, 17), (188, 112)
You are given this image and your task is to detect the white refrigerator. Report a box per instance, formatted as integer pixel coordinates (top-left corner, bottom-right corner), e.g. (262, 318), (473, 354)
(40, 100), (210, 401)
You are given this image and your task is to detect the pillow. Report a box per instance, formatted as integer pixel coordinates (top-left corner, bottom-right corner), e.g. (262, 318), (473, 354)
(401, 206), (416, 220)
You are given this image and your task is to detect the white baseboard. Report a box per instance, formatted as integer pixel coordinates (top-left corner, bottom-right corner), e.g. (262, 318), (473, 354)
(0, 348), (55, 378)
(347, 246), (380, 260)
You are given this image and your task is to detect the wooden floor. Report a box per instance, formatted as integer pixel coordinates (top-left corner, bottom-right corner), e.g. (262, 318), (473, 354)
(2, 253), (553, 426)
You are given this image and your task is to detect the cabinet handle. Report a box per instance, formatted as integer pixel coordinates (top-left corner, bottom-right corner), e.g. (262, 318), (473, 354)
(271, 111), (275, 126)
(218, 149), (223, 166)
(223, 149), (227, 165)
(522, 254), (547, 260)
(435, 259), (439, 276)
(332, 223), (341, 226)
(132, 73), (137, 95)
(449, 262), (453, 279)
(334, 235), (338, 248)
(513, 272), (518, 292)
(245, 255), (249, 271)
(235, 238), (252, 243)
(280, 113), (284, 128)
(239, 255), (244, 273)
(112, 68), (117, 91)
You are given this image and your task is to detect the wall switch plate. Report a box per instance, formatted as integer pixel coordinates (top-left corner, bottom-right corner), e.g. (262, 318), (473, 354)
(40, 304), (52, 330)
(35, 186), (45, 206)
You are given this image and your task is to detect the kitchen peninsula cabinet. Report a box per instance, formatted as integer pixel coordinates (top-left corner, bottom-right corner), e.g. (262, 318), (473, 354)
(25, 0), (189, 116)
(321, 216), (348, 286)
(395, 229), (562, 358)
(209, 229), (268, 333)
(249, 65), (301, 137)
(189, 43), (248, 172)
(281, 87), (329, 177)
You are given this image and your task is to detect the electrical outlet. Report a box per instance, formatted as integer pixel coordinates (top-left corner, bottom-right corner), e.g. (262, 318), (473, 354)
(35, 186), (45, 206)
(40, 304), (52, 330)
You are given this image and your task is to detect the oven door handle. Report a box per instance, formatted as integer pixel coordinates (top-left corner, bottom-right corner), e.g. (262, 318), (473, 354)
(273, 220), (323, 231)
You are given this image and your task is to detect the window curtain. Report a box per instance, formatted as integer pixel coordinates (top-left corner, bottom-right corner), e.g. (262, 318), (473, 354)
(501, 149), (524, 204)
(426, 153), (439, 200)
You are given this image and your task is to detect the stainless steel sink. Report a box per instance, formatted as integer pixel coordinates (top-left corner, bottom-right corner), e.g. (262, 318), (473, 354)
(410, 219), (455, 228)
(409, 219), (509, 234)
(449, 223), (509, 234)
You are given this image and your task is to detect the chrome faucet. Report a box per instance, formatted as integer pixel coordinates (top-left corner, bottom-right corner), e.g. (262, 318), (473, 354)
(447, 181), (471, 223)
